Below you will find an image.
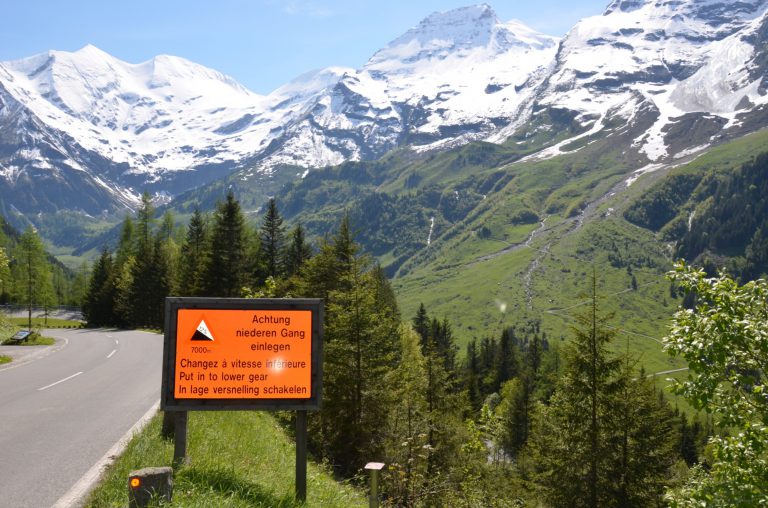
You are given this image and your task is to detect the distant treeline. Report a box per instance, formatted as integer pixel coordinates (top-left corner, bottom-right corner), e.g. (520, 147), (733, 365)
(0, 217), (84, 315)
(625, 151), (768, 281)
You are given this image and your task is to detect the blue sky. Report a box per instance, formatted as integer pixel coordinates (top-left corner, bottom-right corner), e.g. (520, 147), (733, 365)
(1, 1), (610, 94)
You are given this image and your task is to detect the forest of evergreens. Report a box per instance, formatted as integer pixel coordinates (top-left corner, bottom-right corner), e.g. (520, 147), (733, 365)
(625, 152), (768, 282)
(0, 217), (86, 316)
(76, 190), (751, 506)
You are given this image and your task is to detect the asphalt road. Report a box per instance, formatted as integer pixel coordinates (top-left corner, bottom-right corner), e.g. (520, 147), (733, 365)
(0, 329), (163, 508)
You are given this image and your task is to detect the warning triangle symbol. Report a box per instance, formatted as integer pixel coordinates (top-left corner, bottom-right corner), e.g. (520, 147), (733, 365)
(191, 319), (215, 341)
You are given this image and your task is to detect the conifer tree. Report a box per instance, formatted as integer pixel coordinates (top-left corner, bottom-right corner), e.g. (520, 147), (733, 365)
(496, 377), (530, 458)
(115, 215), (135, 266)
(260, 197), (285, 279)
(412, 303), (430, 345)
(284, 223), (312, 278)
(463, 339), (483, 410)
(129, 193), (158, 326)
(300, 217), (399, 476)
(135, 192), (154, 250)
(406, 305), (466, 480)
(529, 274), (676, 507)
(147, 232), (175, 328)
(112, 255), (135, 327)
(204, 191), (248, 297)
(494, 328), (519, 390)
(159, 210), (176, 241)
(610, 368), (677, 506)
(333, 214), (356, 277)
(531, 276), (624, 507)
(320, 255), (400, 475)
(83, 248), (115, 326)
(178, 208), (208, 296)
(431, 317), (458, 375)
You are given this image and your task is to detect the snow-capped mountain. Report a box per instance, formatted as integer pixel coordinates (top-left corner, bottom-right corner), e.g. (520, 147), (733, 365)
(0, 44), (351, 214)
(2, 1), (768, 220)
(256, 4), (559, 173)
(515, 0), (768, 165)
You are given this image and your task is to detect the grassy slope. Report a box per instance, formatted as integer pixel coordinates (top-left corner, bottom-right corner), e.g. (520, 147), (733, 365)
(393, 129), (768, 377)
(87, 411), (366, 507)
(6, 317), (82, 329)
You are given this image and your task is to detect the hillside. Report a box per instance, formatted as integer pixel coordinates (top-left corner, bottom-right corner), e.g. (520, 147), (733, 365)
(242, 127), (767, 383)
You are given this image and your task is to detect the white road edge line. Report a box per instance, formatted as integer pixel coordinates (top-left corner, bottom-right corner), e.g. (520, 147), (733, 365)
(106, 349), (117, 359)
(51, 400), (160, 508)
(38, 371), (83, 391)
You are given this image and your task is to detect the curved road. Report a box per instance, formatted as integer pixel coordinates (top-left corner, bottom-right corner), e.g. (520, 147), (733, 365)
(0, 329), (163, 508)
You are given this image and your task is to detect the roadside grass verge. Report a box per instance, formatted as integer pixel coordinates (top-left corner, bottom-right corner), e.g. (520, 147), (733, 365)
(1, 334), (56, 346)
(0, 355), (10, 364)
(86, 411), (366, 507)
(23, 334), (56, 345)
(7, 317), (83, 329)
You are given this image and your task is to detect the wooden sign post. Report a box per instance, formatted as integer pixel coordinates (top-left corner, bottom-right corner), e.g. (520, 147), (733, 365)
(161, 298), (323, 502)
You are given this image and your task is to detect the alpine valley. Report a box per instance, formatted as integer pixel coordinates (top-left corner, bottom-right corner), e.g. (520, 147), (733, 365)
(2, 0), (768, 358)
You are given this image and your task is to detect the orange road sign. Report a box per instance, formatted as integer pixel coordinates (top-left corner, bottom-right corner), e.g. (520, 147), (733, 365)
(161, 298), (323, 411)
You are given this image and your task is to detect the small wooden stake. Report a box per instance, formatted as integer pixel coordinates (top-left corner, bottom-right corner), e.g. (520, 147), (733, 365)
(365, 462), (385, 508)
(296, 410), (308, 502)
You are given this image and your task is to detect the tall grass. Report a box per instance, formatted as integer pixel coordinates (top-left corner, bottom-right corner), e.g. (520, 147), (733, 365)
(86, 411), (366, 507)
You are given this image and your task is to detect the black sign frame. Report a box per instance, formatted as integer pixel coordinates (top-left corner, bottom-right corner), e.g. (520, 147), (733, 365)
(161, 297), (324, 411)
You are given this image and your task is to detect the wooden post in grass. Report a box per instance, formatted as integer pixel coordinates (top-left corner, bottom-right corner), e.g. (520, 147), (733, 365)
(365, 462), (385, 508)
(161, 411), (175, 439)
(173, 411), (188, 466)
(296, 410), (308, 502)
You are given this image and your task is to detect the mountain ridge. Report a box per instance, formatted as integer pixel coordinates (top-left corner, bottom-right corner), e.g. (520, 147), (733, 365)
(2, 0), (768, 247)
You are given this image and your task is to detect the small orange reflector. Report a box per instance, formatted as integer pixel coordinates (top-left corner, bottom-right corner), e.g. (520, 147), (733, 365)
(130, 477), (141, 488)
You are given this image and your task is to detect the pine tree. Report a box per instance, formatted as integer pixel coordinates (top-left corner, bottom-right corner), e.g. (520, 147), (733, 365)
(431, 317), (458, 375)
(129, 193), (158, 326)
(147, 232), (174, 328)
(412, 303), (430, 346)
(529, 274), (676, 507)
(204, 191), (248, 297)
(463, 339), (483, 411)
(300, 218), (399, 476)
(115, 215), (135, 266)
(112, 255), (135, 327)
(320, 255), (400, 475)
(493, 328), (519, 390)
(260, 197), (285, 279)
(178, 208), (208, 296)
(284, 223), (312, 277)
(159, 210), (176, 241)
(83, 248), (115, 326)
(610, 370), (677, 506)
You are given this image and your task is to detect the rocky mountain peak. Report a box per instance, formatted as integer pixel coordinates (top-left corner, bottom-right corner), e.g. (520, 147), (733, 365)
(366, 4), (556, 73)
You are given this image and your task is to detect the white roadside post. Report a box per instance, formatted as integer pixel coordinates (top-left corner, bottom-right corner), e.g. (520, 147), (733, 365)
(364, 462), (385, 508)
